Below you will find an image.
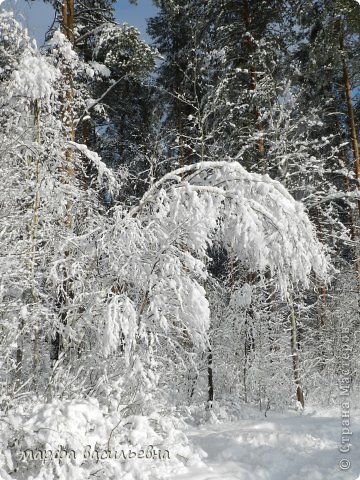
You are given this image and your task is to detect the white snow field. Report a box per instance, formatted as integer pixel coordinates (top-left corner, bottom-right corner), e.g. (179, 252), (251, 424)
(175, 409), (360, 480)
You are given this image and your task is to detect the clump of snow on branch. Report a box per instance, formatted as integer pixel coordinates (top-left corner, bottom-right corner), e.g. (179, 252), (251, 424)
(103, 295), (137, 364)
(10, 55), (58, 101)
(47, 30), (78, 64)
(0, 12), (57, 101)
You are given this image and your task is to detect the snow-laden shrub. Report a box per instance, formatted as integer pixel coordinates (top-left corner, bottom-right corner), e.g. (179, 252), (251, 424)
(1, 398), (205, 480)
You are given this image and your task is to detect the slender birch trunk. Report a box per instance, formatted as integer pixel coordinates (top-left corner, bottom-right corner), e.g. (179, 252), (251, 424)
(16, 99), (43, 390)
(31, 99), (42, 388)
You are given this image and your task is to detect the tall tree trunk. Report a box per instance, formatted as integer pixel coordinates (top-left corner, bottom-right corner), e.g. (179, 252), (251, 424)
(51, 0), (75, 363)
(242, 0), (266, 173)
(207, 344), (214, 408)
(315, 211), (327, 331)
(62, 0), (75, 44)
(62, 0), (75, 184)
(31, 99), (42, 389)
(15, 316), (24, 390)
(242, 272), (256, 403)
(16, 99), (43, 390)
(243, 308), (255, 403)
(338, 19), (360, 288)
(290, 303), (304, 408)
(241, 3), (266, 401)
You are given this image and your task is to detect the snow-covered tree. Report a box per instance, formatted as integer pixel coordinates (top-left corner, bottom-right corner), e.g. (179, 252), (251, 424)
(1, 2), (360, 478)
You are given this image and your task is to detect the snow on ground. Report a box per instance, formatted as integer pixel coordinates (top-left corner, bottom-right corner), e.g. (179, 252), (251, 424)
(173, 408), (360, 480)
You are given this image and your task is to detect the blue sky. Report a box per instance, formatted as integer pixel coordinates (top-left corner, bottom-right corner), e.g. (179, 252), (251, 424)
(114, 0), (157, 43)
(2, 0), (157, 46)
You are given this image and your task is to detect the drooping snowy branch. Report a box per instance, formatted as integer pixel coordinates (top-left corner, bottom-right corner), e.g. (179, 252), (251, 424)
(127, 161), (329, 295)
(68, 141), (118, 193)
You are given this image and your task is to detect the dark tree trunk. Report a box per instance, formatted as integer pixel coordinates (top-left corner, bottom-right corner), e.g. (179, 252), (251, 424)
(207, 346), (214, 408)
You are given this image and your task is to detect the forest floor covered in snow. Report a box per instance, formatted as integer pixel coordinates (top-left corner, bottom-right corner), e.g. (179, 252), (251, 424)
(175, 407), (360, 480)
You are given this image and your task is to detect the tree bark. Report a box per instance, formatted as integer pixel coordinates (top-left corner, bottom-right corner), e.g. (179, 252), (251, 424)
(15, 317), (24, 390)
(62, 0), (75, 44)
(290, 304), (304, 408)
(207, 345), (214, 408)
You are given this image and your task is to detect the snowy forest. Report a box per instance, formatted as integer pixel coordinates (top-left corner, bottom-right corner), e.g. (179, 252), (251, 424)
(0, 0), (360, 479)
